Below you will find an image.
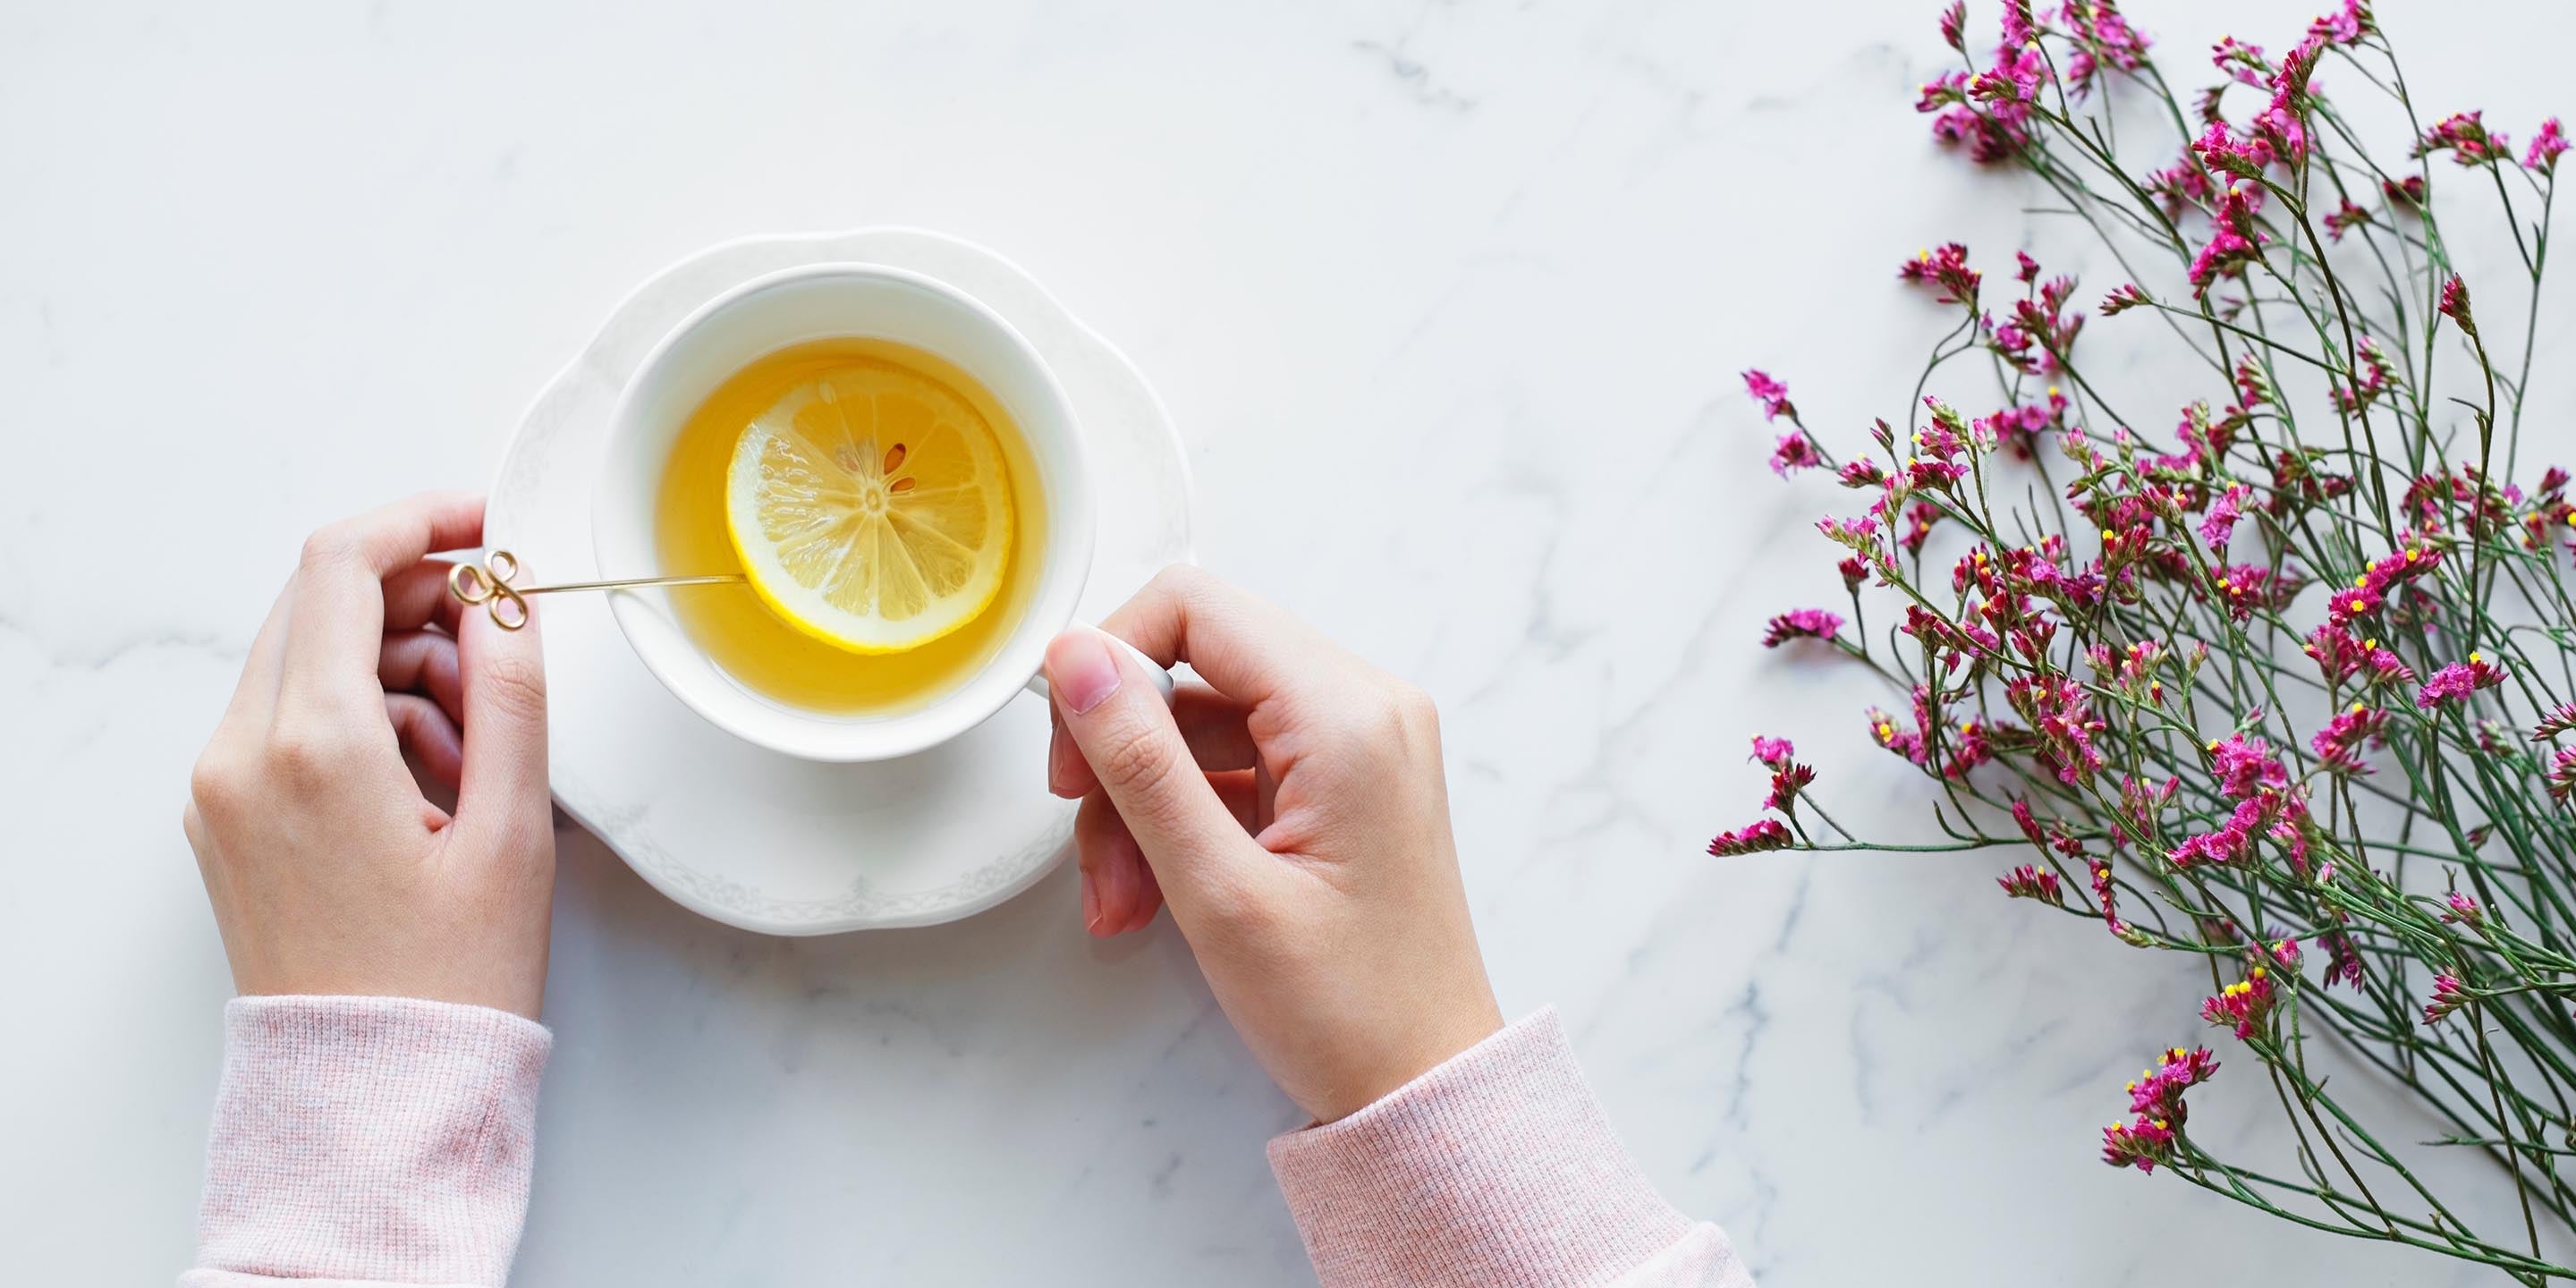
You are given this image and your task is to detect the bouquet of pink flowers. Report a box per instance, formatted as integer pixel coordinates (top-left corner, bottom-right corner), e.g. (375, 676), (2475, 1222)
(1733, 0), (2575, 1277)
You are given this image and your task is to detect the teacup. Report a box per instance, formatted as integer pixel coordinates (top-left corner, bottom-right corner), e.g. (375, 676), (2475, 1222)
(593, 263), (1165, 762)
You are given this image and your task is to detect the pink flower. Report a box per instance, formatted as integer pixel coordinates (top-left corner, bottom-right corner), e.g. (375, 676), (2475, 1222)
(2011, 798), (2047, 847)
(2190, 119), (2272, 179)
(2198, 483), (2250, 550)
(2000, 0), (2038, 48)
(2008, 674), (2107, 785)
(1743, 369), (1795, 420)
(2211, 36), (2272, 88)
(2311, 703), (2388, 775)
(2417, 111), (2509, 166)
(2202, 966), (2277, 1040)
(2532, 701), (2576, 741)
(1761, 607), (1845, 648)
(1899, 242), (1983, 305)
(1836, 555), (1870, 589)
(2168, 826), (2245, 869)
(2269, 936), (2302, 971)
(1866, 707), (1923, 763)
(2385, 174), (2428, 205)
(2058, 0), (2150, 97)
(1971, 42), (2048, 113)
(1817, 514), (1880, 547)
(2301, 623), (2417, 691)
(1924, 66), (2031, 165)
(1998, 863), (2063, 903)
(2309, 0), (2370, 45)
(2365, 540), (2441, 589)
(2214, 564), (2293, 622)
(2422, 974), (2469, 1025)
(2529, 118), (2567, 172)
(2145, 154), (2216, 216)
(2325, 199), (2372, 242)
(1972, 394), (2067, 461)
(2089, 858), (2126, 937)
(2548, 747), (2576, 803)
(2187, 186), (2267, 295)
(1938, 0), (1968, 51)
(1986, 276), (2087, 375)
(2416, 653), (2507, 708)
(2327, 581), (2383, 627)
(2102, 1114), (2177, 1173)
(2127, 1044), (2219, 1123)
(2440, 275), (2478, 337)
(1901, 500), (1946, 553)
(1750, 736), (1796, 769)
(2207, 734), (2288, 801)
(2101, 282), (2150, 314)
(1836, 457), (1886, 488)
(2250, 37), (2320, 165)
(2443, 891), (2483, 928)
(1763, 762), (1817, 814)
(2331, 336), (2395, 411)
(1706, 819), (1792, 856)
(2302, 623), (2362, 685)
(1770, 430), (1825, 476)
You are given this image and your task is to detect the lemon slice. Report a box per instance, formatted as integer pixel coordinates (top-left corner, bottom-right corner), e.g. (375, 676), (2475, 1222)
(724, 360), (1013, 654)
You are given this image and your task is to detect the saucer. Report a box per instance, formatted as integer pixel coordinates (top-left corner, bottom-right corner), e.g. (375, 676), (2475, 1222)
(485, 229), (1193, 934)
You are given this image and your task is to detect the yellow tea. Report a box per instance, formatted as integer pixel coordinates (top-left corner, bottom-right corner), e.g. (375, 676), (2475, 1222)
(652, 337), (1047, 715)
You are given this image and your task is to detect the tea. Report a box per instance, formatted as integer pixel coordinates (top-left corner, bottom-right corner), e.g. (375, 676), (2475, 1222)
(651, 337), (1047, 715)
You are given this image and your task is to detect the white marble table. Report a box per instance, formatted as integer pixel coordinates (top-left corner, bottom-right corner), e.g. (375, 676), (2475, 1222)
(4, 2), (2568, 1283)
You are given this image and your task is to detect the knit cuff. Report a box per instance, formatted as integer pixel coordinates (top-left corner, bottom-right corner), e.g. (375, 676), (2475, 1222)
(1267, 1008), (1698, 1288)
(191, 996), (550, 1286)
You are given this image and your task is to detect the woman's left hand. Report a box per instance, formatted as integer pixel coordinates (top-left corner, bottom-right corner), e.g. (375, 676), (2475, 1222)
(183, 492), (557, 1019)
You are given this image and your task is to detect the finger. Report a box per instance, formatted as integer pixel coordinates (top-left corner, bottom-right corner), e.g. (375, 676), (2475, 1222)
(216, 581), (296, 738)
(1046, 627), (1251, 886)
(1205, 767), (1263, 833)
(386, 692), (465, 791)
(453, 560), (551, 849)
(384, 559), (466, 637)
(1050, 681), (1255, 799)
(280, 493), (484, 713)
(1103, 770), (1257, 936)
(1097, 564), (1350, 708)
(379, 630), (465, 725)
(1074, 791), (1142, 937)
(1125, 855), (1164, 935)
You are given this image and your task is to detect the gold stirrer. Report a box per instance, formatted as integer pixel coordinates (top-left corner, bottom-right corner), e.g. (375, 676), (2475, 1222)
(447, 549), (742, 631)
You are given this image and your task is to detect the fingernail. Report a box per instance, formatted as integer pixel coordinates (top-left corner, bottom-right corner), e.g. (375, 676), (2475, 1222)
(1046, 629), (1122, 715)
(1080, 870), (1102, 934)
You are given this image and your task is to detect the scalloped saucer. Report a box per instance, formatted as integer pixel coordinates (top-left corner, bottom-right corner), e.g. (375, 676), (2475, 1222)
(485, 229), (1193, 934)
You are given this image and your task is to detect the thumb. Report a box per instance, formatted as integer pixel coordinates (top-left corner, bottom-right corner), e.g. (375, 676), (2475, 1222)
(454, 568), (552, 849)
(1046, 627), (1245, 875)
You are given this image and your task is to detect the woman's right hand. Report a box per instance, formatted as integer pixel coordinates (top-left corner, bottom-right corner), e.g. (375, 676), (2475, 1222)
(1043, 567), (1503, 1123)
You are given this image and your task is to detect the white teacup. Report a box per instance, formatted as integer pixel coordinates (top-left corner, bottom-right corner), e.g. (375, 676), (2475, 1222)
(593, 263), (1167, 762)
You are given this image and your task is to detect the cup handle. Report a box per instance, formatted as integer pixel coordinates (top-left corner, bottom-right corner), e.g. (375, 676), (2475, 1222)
(1022, 627), (1177, 708)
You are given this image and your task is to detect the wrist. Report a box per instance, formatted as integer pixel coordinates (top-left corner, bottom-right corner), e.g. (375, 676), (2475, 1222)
(1317, 997), (1505, 1123)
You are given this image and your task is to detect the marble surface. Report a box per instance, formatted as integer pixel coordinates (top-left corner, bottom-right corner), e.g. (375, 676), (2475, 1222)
(4, 1), (2570, 1283)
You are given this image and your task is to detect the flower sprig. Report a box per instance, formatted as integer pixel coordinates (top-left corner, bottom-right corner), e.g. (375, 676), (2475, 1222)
(1728, 0), (2574, 1276)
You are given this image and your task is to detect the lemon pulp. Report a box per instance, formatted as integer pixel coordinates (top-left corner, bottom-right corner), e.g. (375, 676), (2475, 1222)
(724, 360), (1014, 654)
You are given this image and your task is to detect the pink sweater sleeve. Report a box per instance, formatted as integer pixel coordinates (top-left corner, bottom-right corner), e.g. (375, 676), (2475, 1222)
(182, 996), (550, 1288)
(1268, 1008), (1753, 1288)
